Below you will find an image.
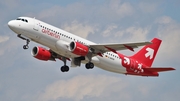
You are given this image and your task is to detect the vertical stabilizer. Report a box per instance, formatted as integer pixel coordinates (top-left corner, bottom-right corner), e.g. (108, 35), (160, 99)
(131, 38), (162, 67)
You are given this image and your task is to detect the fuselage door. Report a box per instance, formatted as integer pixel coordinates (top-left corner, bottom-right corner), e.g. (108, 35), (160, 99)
(33, 18), (39, 31)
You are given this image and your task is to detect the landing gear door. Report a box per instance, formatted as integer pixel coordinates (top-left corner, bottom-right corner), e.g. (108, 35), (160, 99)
(71, 58), (81, 67)
(33, 18), (39, 31)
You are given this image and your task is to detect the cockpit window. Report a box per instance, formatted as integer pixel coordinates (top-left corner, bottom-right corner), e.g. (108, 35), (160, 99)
(16, 18), (28, 23)
(16, 18), (21, 20)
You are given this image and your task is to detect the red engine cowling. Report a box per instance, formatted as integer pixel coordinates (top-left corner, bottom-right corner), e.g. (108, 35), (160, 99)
(31, 46), (51, 61)
(70, 42), (89, 56)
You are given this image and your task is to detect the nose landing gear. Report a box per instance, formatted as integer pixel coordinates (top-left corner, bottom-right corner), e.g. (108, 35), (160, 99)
(23, 39), (30, 49)
(17, 34), (30, 49)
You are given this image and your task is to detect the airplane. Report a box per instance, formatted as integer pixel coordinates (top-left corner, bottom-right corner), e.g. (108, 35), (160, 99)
(8, 17), (175, 77)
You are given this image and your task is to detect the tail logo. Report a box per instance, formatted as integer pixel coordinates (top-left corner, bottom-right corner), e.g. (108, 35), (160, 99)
(124, 57), (130, 65)
(145, 47), (154, 59)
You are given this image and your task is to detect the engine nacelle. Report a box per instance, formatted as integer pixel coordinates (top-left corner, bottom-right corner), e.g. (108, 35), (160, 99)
(31, 46), (51, 61)
(70, 42), (89, 56)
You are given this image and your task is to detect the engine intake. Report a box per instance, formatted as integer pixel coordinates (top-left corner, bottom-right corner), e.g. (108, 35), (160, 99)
(70, 41), (89, 56)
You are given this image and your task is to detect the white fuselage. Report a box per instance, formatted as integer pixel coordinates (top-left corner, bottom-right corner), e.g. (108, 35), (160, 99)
(8, 17), (126, 74)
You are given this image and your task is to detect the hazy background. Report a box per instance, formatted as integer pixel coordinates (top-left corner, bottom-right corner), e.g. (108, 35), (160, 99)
(0, 0), (180, 101)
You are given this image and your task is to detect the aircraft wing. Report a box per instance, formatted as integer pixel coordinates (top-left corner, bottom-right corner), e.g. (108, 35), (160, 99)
(89, 41), (151, 54)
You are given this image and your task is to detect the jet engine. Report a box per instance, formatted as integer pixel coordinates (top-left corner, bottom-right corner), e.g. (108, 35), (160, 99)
(69, 41), (89, 56)
(31, 46), (52, 61)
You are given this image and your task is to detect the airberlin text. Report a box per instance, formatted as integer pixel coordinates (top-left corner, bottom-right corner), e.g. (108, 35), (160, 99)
(42, 29), (60, 39)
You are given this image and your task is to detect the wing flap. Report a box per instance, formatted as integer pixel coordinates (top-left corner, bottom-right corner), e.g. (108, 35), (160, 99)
(144, 67), (175, 72)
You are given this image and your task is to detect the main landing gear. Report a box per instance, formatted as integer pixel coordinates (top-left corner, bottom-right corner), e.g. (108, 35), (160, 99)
(60, 57), (69, 72)
(85, 53), (94, 69)
(60, 62), (94, 72)
(17, 34), (30, 49)
(85, 62), (94, 69)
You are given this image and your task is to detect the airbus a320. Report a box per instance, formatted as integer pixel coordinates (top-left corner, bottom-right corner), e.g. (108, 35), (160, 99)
(8, 17), (175, 77)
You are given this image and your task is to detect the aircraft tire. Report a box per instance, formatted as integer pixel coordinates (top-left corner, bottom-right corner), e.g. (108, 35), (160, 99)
(85, 62), (94, 69)
(23, 45), (28, 49)
(60, 66), (69, 72)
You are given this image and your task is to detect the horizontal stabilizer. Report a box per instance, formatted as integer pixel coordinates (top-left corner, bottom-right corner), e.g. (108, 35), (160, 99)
(144, 67), (175, 72)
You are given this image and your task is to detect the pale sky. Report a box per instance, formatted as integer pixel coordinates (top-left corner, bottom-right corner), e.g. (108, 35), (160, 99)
(0, 0), (180, 101)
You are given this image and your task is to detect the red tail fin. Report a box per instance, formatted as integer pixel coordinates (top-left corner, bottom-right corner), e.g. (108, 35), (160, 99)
(131, 38), (162, 67)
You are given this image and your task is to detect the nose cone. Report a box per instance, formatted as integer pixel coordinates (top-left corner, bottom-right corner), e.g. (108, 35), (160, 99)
(8, 20), (16, 29)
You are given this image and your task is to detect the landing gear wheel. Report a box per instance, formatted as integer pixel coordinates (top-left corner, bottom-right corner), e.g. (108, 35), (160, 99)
(60, 65), (69, 72)
(23, 45), (29, 49)
(60, 66), (64, 72)
(85, 62), (94, 69)
(64, 66), (69, 72)
(60, 57), (70, 72)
